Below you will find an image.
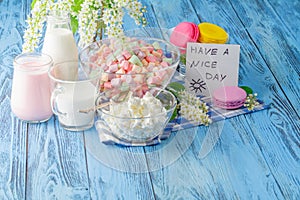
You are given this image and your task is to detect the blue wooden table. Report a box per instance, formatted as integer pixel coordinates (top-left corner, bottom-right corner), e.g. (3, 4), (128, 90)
(0, 0), (299, 199)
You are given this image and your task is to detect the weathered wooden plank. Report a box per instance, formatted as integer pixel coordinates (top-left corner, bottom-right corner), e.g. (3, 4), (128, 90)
(84, 128), (155, 199)
(148, 0), (199, 29)
(228, 0), (300, 112)
(142, 0), (285, 199)
(144, 0), (300, 199)
(0, 0), (91, 199)
(0, 0), (32, 199)
(267, 0), (300, 45)
(191, 0), (300, 198)
(0, 96), (27, 200)
(144, 120), (285, 199)
(245, 106), (300, 199)
(0, 0), (299, 199)
(26, 119), (91, 199)
(86, 156), (155, 199)
(221, 1), (300, 197)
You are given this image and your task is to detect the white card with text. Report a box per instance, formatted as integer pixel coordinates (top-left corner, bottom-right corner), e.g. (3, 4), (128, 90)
(185, 43), (240, 97)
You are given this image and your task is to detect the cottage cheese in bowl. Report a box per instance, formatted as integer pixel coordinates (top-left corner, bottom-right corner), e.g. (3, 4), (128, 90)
(96, 88), (176, 143)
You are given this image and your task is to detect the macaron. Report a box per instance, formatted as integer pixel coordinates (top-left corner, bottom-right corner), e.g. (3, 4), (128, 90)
(170, 22), (200, 49)
(198, 22), (228, 44)
(213, 86), (247, 109)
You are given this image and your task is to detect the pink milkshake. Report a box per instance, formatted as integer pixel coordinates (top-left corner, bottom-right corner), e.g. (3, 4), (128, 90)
(11, 53), (53, 122)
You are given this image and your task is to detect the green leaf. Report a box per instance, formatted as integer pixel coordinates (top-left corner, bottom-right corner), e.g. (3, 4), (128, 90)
(72, 0), (84, 13)
(69, 0), (84, 34)
(166, 82), (185, 121)
(31, 0), (38, 9)
(169, 106), (178, 121)
(180, 54), (186, 64)
(166, 82), (185, 98)
(239, 86), (253, 95)
(70, 15), (78, 34)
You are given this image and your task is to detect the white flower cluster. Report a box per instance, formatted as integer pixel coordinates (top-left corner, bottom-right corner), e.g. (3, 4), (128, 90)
(178, 90), (211, 126)
(22, 0), (74, 53)
(244, 93), (259, 111)
(79, 0), (147, 47)
(77, 0), (102, 48)
(22, 0), (48, 53)
(22, 0), (147, 52)
(48, 0), (73, 13)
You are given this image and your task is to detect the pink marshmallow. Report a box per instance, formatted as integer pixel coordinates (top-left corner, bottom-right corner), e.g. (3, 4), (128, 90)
(137, 51), (146, 59)
(157, 49), (163, 55)
(160, 61), (169, 67)
(104, 46), (112, 54)
(116, 55), (125, 63)
(134, 87), (144, 98)
(108, 64), (119, 72)
(120, 60), (131, 71)
(146, 46), (154, 52)
(111, 78), (122, 87)
(142, 84), (149, 93)
(122, 50), (132, 60)
(100, 63), (109, 71)
(107, 73), (116, 81)
(104, 81), (112, 89)
(147, 76), (162, 85)
(141, 59), (149, 67)
(146, 55), (158, 63)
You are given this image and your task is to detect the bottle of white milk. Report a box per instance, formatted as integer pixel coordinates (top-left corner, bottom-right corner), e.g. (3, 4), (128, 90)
(42, 12), (78, 64)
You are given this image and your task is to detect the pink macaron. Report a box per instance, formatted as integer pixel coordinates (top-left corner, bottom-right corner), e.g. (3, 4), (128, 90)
(213, 86), (247, 109)
(170, 22), (200, 49)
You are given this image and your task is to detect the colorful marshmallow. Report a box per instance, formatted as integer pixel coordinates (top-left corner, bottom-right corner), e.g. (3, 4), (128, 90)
(87, 37), (176, 97)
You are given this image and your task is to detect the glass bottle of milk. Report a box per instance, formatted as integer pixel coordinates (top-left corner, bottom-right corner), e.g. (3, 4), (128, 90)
(42, 11), (78, 64)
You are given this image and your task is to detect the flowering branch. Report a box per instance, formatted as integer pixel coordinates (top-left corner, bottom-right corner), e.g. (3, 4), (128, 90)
(22, 0), (48, 53)
(177, 90), (212, 126)
(244, 93), (259, 111)
(167, 82), (211, 126)
(22, 0), (147, 52)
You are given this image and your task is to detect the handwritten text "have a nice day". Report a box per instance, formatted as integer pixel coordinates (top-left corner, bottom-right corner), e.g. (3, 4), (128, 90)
(188, 46), (230, 82)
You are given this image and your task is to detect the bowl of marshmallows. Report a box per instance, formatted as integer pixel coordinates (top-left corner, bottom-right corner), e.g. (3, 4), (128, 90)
(80, 36), (180, 143)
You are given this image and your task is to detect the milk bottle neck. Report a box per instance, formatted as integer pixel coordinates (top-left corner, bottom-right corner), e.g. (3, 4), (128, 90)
(46, 11), (72, 31)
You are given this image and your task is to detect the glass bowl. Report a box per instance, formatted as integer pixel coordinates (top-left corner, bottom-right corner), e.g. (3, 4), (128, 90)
(124, 28), (188, 75)
(95, 87), (177, 143)
(79, 36), (180, 99)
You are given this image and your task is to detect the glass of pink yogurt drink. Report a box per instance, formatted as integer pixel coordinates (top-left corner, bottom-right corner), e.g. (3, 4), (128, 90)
(11, 53), (53, 123)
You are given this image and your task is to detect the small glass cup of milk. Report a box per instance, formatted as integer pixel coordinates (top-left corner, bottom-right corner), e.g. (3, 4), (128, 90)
(11, 52), (53, 123)
(48, 61), (102, 131)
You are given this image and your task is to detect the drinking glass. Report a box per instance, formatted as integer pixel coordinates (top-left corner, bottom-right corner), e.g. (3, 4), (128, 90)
(11, 52), (53, 123)
(48, 61), (102, 131)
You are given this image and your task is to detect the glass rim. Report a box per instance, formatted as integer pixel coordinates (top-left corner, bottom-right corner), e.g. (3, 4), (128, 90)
(48, 61), (102, 84)
(79, 36), (181, 72)
(13, 52), (53, 72)
(46, 10), (70, 20)
(98, 88), (177, 119)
